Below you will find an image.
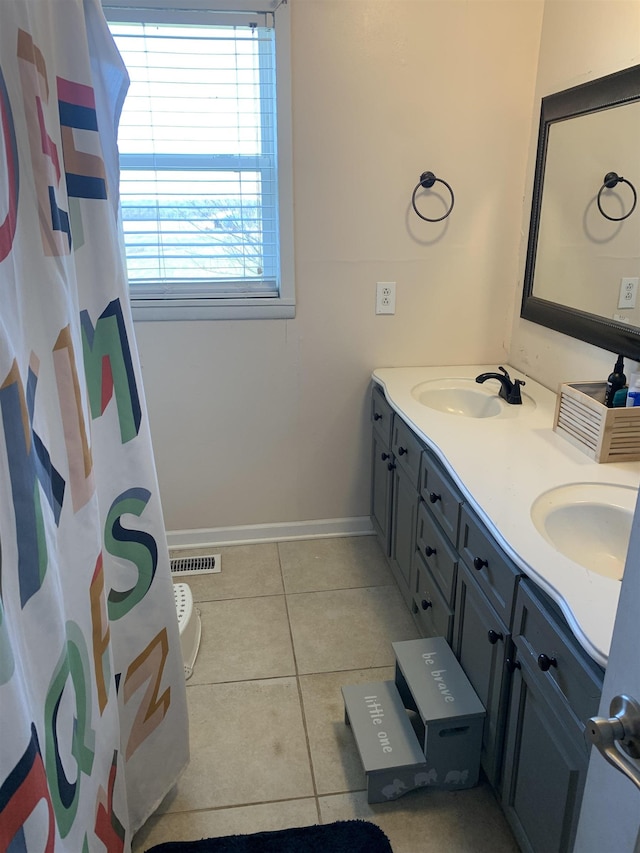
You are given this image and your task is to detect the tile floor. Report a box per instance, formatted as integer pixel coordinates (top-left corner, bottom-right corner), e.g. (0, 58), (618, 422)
(133, 536), (520, 853)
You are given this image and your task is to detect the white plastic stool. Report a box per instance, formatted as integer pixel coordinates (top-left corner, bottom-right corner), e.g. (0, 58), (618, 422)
(173, 582), (201, 679)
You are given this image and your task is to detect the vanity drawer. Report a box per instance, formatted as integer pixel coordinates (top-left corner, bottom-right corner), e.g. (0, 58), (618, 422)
(419, 452), (463, 547)
(412, 551), (454, 643)
(371, 384), (393, 445)
(459, 504), (520, 627)
(392, 416), (424, 488)
(512, 580), (603, 727)
(415, 499), (458, 604)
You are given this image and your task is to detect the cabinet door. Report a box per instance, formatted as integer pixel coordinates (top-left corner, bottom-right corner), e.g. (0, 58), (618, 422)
(502, 658), (590, 853)
(371, 384), (393, 446)
(419, 451), (463, 548)
(415, 499), (458, 605)
(459, 504), (520, 627)
(389, 463), (419, 607)
(371, 427), (393, 556)
(512, 580), (603, 730)
(392, 416), (423, 487)
(453, 561), (511, 789)
(411, 551), (454, 643)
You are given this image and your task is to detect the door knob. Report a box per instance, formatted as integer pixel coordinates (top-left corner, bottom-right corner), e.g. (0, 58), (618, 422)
(586, 694), (640, 791)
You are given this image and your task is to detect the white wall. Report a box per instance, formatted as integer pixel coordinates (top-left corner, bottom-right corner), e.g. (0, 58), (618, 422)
(508, 0), (640, 388)
(134, 0), (544, 536)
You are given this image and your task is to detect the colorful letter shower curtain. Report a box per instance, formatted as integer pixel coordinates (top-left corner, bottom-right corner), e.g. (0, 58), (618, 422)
(0, 0), (190, 850)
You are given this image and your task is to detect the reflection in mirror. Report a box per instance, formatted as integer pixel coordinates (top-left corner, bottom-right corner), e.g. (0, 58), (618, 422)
(521, 64), (640, 360)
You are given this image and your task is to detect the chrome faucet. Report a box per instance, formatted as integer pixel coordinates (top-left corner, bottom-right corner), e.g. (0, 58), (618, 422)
(475, 366), (525, 405)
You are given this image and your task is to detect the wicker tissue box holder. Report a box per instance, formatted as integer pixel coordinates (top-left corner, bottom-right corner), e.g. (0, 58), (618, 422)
(553, 381), (640, 463)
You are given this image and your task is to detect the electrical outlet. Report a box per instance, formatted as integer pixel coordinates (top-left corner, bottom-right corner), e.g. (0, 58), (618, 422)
(376, 281), (396, 315)
(618, 277), (639, 309)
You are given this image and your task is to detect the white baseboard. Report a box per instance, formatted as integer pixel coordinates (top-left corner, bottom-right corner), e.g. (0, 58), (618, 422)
(166, 516), (374, 550)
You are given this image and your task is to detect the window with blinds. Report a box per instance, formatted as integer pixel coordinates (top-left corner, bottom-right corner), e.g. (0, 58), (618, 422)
(104, 2), (294, 319)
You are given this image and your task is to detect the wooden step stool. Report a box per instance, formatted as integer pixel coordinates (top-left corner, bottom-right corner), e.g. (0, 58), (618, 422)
(342, 637), (485, 803)
(393, 637), (485, 788)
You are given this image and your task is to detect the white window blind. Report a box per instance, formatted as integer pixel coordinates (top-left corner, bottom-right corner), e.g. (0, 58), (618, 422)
(103, 3), (293, 318)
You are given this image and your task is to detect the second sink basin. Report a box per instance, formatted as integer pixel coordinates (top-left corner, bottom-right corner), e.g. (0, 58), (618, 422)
(411, 377), (535, 419)
(530, 483), (638, 580)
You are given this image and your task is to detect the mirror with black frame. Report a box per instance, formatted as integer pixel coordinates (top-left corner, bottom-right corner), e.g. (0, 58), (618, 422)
(521, 64), (640, 361)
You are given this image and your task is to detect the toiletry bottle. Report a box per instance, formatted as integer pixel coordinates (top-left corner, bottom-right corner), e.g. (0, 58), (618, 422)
(604, 355), (626, 407)
(613, 386), (628, 407)
(627, 375), (640, 407)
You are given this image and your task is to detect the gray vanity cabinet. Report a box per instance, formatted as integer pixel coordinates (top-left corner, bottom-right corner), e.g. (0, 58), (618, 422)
(367, 383), (603, 844)
(370, 385), (394, 555)
(501, 581), (604, 853)
(453, 505), (520, 790)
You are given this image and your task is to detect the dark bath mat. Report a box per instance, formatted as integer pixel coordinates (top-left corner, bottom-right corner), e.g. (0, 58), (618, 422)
(144, 818), (393, 853)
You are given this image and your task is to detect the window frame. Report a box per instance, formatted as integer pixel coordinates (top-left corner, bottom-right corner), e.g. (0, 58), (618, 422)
(102, 0), (294, 321)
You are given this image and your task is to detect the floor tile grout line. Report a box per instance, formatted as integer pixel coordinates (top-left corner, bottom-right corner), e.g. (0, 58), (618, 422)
(157, 793), (323, 818)
(278, 542), (323, 824)
(190, 582), (395, 609)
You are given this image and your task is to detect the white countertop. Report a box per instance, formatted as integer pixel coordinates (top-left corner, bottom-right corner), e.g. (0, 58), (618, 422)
(373, 365), (640, 668)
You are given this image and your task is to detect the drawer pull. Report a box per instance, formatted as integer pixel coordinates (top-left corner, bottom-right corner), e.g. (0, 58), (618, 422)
(398, 446), (408, 456)
(537, 653), (558, 672)
(381, 452), (391, 461)
(506, 658), (521, 673)
(421, 599), (432, 611)
(373, 412), (383, 421)
(425, 545), (437, 557)
(429, 492), (442, 504)
(487, 629), (503, 645)
(473, 556), (488, 571)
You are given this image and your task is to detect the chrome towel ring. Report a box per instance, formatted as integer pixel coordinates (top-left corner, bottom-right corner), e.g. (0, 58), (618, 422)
(411, 171), (455, 222)
(597, 171), (637, 221)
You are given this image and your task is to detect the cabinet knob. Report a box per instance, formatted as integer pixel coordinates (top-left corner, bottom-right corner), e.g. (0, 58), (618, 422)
(398, 446), (408, 456)
(381, 452), (390, 461)
(374, 412), (383, 421)
(429, 492), (441, 504)
(487, 629), (504, 645)
(473, 556), (488, 571)
(387, 462), (396, 471)
(537, 653), (558, 672)
(506, 658), (521, 673)
(421, 599), (432, 611)
(425, 545), (437, 557)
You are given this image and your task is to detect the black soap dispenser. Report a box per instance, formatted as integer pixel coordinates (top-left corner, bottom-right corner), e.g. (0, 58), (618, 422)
(604, 355), (626, 407)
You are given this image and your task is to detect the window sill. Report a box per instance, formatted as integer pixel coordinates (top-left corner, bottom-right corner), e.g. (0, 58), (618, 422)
(131, 298), (296, 321)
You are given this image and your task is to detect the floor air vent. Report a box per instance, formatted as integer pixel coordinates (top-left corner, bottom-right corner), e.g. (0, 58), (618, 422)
(170, 553), (221, 576)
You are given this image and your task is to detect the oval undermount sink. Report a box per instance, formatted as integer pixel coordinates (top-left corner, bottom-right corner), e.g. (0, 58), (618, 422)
(530, 483), (638, 580)
(411, 378), (535, 419)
